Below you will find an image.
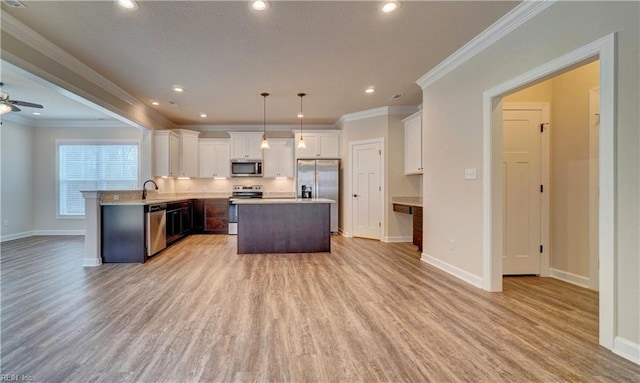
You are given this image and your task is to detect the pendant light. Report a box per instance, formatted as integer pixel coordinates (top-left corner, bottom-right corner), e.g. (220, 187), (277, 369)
(260, 92), (270, 149)
(297, 92), (307, 149)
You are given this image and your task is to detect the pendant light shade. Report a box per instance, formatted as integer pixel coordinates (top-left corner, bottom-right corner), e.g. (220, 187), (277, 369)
(297, 92), (306, 149)
(260, 92), (270, 149)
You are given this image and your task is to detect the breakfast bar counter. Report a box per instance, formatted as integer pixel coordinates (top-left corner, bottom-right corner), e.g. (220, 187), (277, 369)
(235, 198), (333, 254)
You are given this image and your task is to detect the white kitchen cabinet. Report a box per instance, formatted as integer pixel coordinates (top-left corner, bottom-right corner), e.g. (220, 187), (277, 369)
(293, 130), (341, 159)
(154, 129), (200, 178)
(154, 130), (180, 177)
(177, 129), (200, 177)
(229, 132), (263, 160)
(198, 139), (231, 178)
(403, 112), (423, 175)
(263, 139), (294, 178)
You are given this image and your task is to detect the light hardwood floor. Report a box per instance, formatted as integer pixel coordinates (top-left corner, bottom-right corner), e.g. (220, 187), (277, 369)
(1, 235), (639, 382)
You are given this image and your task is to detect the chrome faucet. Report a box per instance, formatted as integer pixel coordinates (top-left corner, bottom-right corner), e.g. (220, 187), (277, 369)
(142, 179), (158, 200)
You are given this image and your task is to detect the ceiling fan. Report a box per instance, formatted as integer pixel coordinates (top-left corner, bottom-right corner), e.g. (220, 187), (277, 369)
(0, 82), (44, 115)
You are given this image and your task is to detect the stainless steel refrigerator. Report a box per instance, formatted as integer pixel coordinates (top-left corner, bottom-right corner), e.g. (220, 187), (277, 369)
(297, 159), (339, 234)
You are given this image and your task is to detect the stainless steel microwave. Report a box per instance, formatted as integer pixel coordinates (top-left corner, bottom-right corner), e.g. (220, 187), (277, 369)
(231, 159), (263, 177)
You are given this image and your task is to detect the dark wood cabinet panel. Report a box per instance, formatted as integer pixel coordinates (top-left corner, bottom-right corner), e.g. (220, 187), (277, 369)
(193, 199), (228, 234)
(166, 201), (192, 245)
(393, 203), (413, 214)
(101, 205), (146, 263)
(413, 206), (423, 251)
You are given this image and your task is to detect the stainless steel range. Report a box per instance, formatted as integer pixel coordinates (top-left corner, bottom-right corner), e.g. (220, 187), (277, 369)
(228, 185), (263, 235)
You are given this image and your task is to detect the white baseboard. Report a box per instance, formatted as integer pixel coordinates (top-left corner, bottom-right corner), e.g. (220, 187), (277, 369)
(614, 336), (640, 365)
(420, 253), (483, 289)
(382, 236), (412, 243)
(549, 268), (590, 289)
(1, 230), (84, 242)
(83, 257), (102, 267)
(0, 230), (35, 242)
(33, 230), (85, 236)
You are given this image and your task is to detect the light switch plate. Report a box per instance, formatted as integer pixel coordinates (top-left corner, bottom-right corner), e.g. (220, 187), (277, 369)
(464, 168), (477, 180)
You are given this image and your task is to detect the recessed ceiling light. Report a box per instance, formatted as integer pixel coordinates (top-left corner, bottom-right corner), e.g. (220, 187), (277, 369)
(200, 113), (207, 118)
(297, 113), (304, 118)
(250, 0), (270, 11)
(365, 86), (376, 94)
(172, 86), (184, 93)
(115, 0), (138, 11)
(151, 101), (159, 106)
(32, 112), (41, 116)
(381, 1), (400, 13)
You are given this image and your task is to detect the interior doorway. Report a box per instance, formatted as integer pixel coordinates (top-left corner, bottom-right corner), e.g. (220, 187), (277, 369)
(483, 34), (615, 349)
(350, 139), (383, 240)
(501, 61), (599, 286)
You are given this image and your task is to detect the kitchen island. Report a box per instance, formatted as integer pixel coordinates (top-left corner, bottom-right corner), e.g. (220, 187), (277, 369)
(235, 198), (333, 254)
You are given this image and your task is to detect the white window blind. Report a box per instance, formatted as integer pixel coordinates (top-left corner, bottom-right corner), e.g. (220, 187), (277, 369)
(58, 142), (139, 216)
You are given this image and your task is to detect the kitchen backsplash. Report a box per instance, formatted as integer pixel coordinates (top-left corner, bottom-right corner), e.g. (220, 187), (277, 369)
(154, 177), (295, 195)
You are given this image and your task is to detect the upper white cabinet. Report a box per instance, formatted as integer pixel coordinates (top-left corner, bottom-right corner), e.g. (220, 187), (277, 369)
(198, 139), (231, 178)
(154, 129), (200, 178)
(154, 130), (180, 177)
(263, 139), (294, 178)
(177, 130), (200, 177)
(294, 130), (341, 159)
(229, 132), (263, 160)
(403, 112), (423, 175)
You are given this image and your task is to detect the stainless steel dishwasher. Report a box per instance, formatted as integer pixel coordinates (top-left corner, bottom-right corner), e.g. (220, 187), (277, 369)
(146, 204), (167, 257)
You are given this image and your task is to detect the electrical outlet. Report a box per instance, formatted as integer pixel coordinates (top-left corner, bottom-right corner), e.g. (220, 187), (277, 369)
(449, 240), (455, 251)
(464, 168), (477, 180)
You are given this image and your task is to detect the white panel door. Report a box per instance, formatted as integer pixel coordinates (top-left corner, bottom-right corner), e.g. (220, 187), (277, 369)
(352, 141), (382, 239)
(503, 109), (542, 275)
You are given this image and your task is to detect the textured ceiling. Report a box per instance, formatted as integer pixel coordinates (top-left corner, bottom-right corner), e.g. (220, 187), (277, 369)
(1, 1), (519, 126)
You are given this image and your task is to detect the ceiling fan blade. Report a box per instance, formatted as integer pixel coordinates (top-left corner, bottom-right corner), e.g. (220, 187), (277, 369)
(10, 104), (21, 112)
(11, 100), (44, 109)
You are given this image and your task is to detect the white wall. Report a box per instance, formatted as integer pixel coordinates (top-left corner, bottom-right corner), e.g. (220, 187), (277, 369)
(421, 1), (639, 348)
(550, 61), (599, 278)
(32, 124), (145, 233)
(0, 119), (34, 240)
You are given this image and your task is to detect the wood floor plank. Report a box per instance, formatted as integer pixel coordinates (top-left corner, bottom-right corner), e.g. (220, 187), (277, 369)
(1, 235), (639, 382)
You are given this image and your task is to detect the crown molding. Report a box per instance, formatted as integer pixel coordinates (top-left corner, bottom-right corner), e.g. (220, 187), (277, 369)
(335, 105), (419, 127)
(0, 112), (32, 126)
(416, 0), (557, 89)
(180, 124), (334, 132)
(34, 119), (131, 129)
(1, 12), (173, 130)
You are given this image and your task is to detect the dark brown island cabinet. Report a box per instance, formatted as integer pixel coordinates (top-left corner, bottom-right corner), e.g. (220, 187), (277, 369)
(237, 200), (331, 254)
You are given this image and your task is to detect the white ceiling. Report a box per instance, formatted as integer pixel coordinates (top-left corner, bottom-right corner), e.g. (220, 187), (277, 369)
(1, 1), (519, 126)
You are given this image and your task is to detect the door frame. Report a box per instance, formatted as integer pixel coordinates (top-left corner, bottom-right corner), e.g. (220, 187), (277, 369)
(348, 137), (385, 240)
(502, 103), (551, 277)
(588, 87), (600, 291)
(482, 33), (615, 349)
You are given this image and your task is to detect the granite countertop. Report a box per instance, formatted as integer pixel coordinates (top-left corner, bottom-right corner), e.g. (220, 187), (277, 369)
(392, 196), (423, 207)
(233, 198), (335, 205)
(100, 192), (232, 206)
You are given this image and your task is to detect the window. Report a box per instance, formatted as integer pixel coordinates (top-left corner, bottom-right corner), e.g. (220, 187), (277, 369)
(58, 141), (139, 216)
